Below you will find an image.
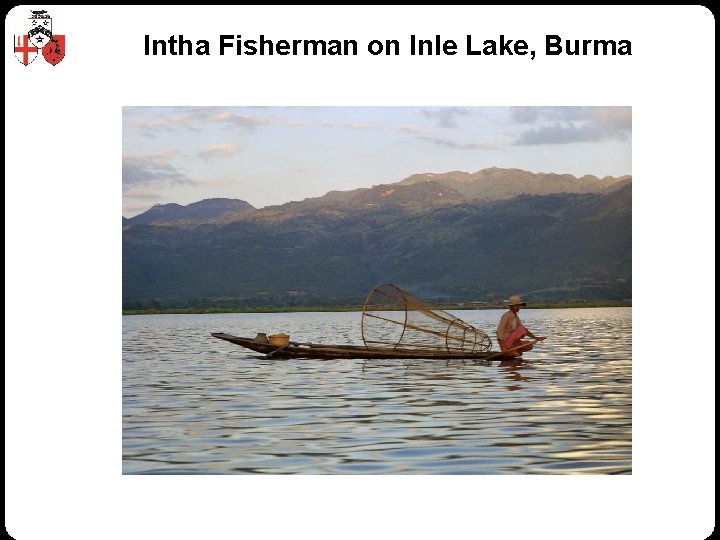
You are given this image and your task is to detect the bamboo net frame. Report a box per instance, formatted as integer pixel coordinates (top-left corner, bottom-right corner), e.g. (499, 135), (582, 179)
(360, 284), (492, 353)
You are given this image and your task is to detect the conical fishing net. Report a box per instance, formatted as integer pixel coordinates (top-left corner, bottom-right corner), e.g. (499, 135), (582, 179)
(361, 283), (492, 353)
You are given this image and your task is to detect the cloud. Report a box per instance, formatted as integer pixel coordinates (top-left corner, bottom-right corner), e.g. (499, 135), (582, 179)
(198, 143), (240, 161)
(396, 124), (435, 135)
(127, 107), (269, 137)
(283, 119), (375, 130)
(591, 106), (632, 130)
(207, 111), (271, 129)
(510, 106), (630, 125)
(510, 106), (631, 145)
(121, 188), (163, 200)
(419, 136), (498, 150)
(508, 107), (542, 124)
(514, 123), (604, 145)
(422, 107), (471, 128)
(129, 114), (204, 137)
(128, 107), (379, 137)
(316, 120), (374, 130)
(122, 151), (192, 191)
(191, 176), (236, 186)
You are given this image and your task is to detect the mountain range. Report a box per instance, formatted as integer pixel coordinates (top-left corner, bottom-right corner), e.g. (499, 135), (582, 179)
(122, 167), (631, 309)
(124, 198), (255, 225)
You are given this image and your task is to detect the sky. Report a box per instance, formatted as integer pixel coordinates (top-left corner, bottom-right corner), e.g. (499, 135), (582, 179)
(122, 105), (632, 217)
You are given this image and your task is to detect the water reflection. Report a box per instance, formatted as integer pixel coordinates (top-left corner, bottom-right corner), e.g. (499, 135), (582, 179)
(498, 359), (530, 391)
(123, 308), (631, 474)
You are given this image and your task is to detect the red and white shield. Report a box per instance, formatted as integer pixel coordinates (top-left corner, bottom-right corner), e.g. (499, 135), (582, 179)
(14, 34), (38, 66)
(43, 35), (65, 66)
(28, 12), (52, 49)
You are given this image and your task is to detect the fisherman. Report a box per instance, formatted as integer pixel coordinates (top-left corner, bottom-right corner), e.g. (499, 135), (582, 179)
(496, 295), (546, 356)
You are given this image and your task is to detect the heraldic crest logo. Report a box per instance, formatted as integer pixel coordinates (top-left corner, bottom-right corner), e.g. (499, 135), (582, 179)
(13, 10), (66, 66)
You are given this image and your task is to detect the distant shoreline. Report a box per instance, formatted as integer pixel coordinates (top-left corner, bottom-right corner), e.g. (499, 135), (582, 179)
(122, 301), (631, 315)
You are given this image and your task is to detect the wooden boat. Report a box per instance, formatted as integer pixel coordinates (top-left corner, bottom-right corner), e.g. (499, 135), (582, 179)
(212, 284), (524, 361)
(211, 333), (519, 360)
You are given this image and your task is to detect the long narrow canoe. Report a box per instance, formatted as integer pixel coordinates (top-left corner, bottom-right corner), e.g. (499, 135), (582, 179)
(211, 333), (518, 360)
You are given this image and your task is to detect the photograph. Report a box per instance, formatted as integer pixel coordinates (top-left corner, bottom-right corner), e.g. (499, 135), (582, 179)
(122, 105), (632, 474)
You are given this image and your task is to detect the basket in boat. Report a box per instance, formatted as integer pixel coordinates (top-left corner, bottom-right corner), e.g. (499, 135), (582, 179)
(268, 333), (290, 347)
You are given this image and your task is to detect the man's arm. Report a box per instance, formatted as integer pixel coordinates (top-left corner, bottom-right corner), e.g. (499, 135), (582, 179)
(526, 329), (546, 341)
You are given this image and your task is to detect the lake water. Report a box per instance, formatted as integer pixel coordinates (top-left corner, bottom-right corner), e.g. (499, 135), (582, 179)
(122, 308), (631, 474)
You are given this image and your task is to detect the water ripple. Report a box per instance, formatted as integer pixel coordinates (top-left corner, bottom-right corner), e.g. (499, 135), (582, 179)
(123, 308), (631, 474)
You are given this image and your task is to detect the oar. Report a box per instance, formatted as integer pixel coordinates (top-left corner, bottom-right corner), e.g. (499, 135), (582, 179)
(265, 340), (325, 359)
(448, 339), (539, 366)
(266, 343), (291, 358)
(483, 338), (540, 362)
